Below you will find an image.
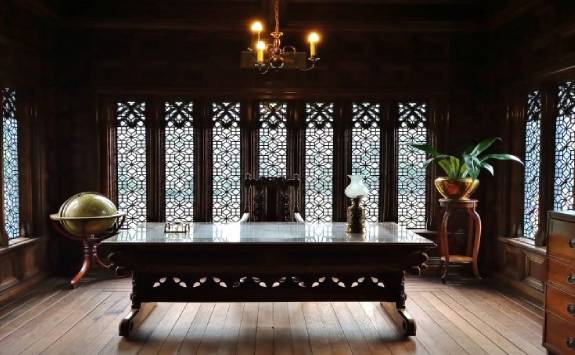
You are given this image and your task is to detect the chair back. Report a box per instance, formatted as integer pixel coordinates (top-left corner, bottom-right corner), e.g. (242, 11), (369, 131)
(243, 174), (301, 222)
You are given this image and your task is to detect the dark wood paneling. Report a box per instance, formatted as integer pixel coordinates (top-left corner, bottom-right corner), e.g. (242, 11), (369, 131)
(0, 0), (56, 298)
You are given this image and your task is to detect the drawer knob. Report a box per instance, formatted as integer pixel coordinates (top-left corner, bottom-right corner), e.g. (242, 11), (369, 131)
(570, 238), (575, 248)
(569, 274), (575, 284)
(568, 337), (575, 348)
(569, 304), (575, 315)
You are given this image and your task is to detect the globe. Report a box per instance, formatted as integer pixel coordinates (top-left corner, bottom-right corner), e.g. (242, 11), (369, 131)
(57, 192), (119, 237)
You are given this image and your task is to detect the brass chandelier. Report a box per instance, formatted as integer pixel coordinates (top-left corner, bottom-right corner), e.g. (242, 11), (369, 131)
(242, 0), (320, 74)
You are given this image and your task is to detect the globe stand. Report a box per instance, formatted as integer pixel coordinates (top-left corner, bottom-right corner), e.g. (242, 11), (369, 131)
(50, 213), (125, 288)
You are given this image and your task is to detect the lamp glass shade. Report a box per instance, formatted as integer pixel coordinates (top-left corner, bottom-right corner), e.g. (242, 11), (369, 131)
(344, 175), (369, 199)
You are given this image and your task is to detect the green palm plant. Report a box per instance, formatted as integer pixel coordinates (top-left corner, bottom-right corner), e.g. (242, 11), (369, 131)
(411, 137), (523, 180)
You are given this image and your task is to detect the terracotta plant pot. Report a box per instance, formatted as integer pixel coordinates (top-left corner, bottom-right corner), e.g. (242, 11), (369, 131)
(434, 177), (479, 200)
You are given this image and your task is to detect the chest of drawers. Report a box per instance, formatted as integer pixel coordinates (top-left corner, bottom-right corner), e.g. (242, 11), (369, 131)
(545, 211), (575, 353)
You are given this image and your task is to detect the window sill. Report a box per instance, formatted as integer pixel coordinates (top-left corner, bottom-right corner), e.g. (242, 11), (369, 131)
(0, 237), (39, 256)
(497, 236), (546, 256)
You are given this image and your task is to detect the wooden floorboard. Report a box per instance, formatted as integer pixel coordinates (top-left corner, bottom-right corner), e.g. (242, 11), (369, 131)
(0, 277), (545, 355)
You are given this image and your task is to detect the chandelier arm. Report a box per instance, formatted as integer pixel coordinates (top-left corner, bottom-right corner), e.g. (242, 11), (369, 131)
(300, 58), (320, 72)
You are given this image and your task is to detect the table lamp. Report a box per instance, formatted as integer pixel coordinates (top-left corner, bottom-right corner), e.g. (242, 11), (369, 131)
(345, 175), (369, 234)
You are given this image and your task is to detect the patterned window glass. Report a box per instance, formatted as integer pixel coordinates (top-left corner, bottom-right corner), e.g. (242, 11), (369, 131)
(304, 102), (334, 222)
(165, 101), (194, 222)
(2, 88), (19, 239)
(258, 102), (287, 177)
(554, 81), (575, 211)
(116, 101), (147, 229)
(397, 102), (428, 229)
(212, 102), (242, 222)
(523, 91), (542, 239)
(351, 102), (381, 222)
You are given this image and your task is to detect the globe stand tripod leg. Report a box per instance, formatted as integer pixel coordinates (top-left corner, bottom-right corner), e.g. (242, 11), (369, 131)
(70, 240), (92, 288)
(91, 243), (111, 269)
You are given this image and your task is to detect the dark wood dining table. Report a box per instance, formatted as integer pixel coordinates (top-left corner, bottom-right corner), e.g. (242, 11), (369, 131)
(101, 222), (435, 337)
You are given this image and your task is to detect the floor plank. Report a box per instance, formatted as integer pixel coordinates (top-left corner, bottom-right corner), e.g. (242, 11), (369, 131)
(420, 291), (506, 354)
(236, 302), (258, 355)
(0, 276), (545, 355)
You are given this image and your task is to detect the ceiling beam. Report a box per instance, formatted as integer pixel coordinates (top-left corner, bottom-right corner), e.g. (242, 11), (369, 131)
(62, 18), (478, 33)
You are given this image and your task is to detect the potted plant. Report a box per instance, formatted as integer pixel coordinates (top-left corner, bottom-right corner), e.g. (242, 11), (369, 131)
(411, 137), (523, 200)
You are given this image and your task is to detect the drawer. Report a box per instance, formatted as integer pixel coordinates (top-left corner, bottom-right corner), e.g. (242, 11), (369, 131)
(545, 313), (575, 353)
(548, 218), (575, 260)
(548, 258), (575, 294)
(547, 285), (575, 322)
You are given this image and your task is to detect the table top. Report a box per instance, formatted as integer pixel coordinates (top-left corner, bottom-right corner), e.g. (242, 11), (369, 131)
(102, 222), (434, 246)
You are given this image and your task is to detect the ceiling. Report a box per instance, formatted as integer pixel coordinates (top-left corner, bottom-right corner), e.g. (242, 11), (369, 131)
(30, 0), (535, 33)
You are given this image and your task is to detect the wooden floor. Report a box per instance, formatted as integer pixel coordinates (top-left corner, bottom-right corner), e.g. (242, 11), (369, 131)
(0, 276), (545, 355)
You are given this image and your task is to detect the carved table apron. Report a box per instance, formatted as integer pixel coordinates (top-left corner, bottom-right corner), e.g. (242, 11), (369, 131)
(101, 222), (434, 337)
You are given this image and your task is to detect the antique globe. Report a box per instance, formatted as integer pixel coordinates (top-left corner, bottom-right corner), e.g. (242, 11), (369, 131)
(56, 192), (120, 237)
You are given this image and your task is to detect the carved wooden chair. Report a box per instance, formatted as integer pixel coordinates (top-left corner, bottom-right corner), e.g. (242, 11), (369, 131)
(240, 174), (304, 222)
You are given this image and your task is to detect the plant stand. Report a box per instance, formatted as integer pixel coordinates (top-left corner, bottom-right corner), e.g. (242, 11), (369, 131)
(438, 199), (482, 283)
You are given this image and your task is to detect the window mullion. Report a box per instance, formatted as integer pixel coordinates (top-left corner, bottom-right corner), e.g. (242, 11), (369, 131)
(383, 101), (398, 223)
(0, 89), (7, 246)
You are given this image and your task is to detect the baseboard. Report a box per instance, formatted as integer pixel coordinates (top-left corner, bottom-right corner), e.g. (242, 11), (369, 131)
(494, 271), (544, 305)
(0, 272), (47, 305)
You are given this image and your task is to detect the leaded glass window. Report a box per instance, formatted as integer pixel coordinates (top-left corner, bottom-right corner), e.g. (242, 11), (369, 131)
(116, 101), (147, 228)
(523, 91), (542, 239)
(351, 102), (381, 222)
(2, 88), (19, 239)
(304, 102), (334, 222)
(397, 102), (428, 229)
(258, 102), (287, 177)
(212, 102), (242, 222)
(165, 101), (194, 222)
(554, 81), (575, 211)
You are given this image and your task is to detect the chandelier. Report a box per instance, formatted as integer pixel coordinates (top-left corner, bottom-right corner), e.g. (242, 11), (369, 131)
(241, 0), (320, 74)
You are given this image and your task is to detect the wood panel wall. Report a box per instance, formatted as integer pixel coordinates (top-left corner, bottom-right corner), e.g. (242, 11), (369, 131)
(0, 0), (56, 302)
(483, 1), (575, 302)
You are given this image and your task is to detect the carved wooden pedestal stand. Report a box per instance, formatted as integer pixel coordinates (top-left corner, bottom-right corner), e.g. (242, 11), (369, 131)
(50, 214), (125, 288)
(438, 199), (482, 283)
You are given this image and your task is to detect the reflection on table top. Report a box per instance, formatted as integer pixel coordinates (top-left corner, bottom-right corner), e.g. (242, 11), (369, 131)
(102, 222), (434, 246)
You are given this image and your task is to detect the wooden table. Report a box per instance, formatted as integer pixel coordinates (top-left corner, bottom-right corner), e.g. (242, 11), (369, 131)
(101, 222), (435, 337)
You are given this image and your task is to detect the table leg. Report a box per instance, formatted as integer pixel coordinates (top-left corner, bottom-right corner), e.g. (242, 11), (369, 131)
(119, 304), (140, 337)
(381, 301), (416, 337)
(121, 275), (142, 336)
(380, 273), (416, 337)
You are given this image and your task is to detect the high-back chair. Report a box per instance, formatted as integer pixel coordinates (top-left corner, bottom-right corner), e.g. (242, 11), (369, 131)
(240, 174), (304, 222)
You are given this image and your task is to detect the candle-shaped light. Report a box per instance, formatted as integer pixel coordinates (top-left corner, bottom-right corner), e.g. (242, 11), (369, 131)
(256, 41), (266, 63)
(308, 32), (320, 58)
(250, 21), (263, 44)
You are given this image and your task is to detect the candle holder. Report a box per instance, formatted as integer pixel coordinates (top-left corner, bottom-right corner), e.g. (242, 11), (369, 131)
(345, 175), (370, 235)
(347, 197), (366, 234)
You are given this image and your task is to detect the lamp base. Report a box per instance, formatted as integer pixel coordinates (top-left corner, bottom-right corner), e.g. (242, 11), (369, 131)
(347, 197), (366, 234)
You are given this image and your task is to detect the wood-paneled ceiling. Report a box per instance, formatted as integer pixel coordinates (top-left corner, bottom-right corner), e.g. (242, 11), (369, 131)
(24, 0), (543, 33)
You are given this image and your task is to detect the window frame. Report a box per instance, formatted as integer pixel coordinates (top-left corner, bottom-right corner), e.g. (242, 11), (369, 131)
(101, 94), (442, 230)
(520, 90), (543, 241)
(0, 87), (33, 246)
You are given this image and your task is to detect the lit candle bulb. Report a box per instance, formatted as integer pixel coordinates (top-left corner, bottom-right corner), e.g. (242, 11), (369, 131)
(308, 32), (320, 58)
(256, 41), (266, 63)
(250, 21), (263, 45)
(251, 21), (263, 35)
